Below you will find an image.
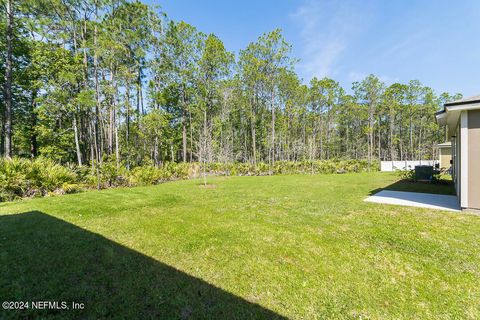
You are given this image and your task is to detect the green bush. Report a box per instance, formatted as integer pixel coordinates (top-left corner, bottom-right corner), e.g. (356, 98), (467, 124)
(129, 166), (162, 186)
(0, 157), (30, 200)
(397, 169), (415, 181)
(98, 157), (129, 187)
(30, 157), (77, 191)
(0, 157), (80, 201)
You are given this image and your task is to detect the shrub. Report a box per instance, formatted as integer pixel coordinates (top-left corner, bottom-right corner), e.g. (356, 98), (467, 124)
(0, 157), (80, 201)
(99, 158), (125, 187)
(129, 166), (162, 186)
(397, 169), (415, 181)
(0, 157), (30, 201)
(29, 157), (77, 191)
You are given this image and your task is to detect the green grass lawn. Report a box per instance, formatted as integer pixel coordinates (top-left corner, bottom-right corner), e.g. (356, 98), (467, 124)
(1, 172), (479, 319)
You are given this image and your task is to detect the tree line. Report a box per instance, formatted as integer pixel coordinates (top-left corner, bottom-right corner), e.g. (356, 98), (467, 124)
(1, 0), (461, 172)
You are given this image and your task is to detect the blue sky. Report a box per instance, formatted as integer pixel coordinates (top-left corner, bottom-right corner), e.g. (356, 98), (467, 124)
(149, 0), (480, 97)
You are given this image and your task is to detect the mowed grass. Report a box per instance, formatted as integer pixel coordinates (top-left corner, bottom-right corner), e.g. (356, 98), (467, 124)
(1, 172), (479, 319)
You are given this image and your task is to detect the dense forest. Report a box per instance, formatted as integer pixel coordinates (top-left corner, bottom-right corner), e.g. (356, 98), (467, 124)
(1, 0), (461, 171)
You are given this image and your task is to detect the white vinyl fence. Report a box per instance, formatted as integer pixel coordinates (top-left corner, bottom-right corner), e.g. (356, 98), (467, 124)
(380, 160), (438, 172)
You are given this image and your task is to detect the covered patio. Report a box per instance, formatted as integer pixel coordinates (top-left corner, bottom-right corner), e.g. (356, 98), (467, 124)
(365, 190), (460, 212)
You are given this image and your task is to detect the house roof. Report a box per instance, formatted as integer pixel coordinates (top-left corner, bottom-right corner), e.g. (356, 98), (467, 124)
(437, 141), (452, 148)
(435, 93), (480, 138)
(445, 94), (480, 107)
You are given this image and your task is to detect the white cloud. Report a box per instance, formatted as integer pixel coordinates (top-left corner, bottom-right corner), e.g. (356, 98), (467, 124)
(381, 29), (432, 59)
(291, 0), (372, 81)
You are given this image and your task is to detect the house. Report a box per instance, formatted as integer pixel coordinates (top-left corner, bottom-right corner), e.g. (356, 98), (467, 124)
(437, 141), (452, 170)
(435, 95), (480, 211)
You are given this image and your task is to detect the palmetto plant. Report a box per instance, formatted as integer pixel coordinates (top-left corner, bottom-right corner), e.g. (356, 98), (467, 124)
(0, 157), (30, 200)
(0, 157), (78, 201)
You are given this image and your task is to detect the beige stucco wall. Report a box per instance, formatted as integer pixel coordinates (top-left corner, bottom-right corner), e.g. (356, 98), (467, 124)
(454, 121), (460, 199)
(468, 110), (480, 209)
(439, 147), (452, 169)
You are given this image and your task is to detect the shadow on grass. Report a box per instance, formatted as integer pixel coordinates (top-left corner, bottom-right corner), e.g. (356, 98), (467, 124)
(370, 179), (455, 196)
(0, 211), (285, 319)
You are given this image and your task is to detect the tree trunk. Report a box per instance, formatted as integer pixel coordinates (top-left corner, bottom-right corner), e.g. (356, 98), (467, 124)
(114, 109), (119, 168)
(270, 90), (275, 175)
(108, 105), (113, 155)
(189, 111), (193, 162)
(389, 107), (395, 161)
(344, 122), (348, 158)
(93, 12), (101, 189)
(30, 92), (38, 158)
(108, 69), (114, 155)
(154, 135), (159, 167)
(326, 105), (331, 159)
(319, 107), (324, 160)
(203, 108), (207, 186)
(409, 109), (413, 160)
(4, 0), (14, 158)
(92, 118), (100, 189)
(181, 87), (187, 162)
(251, 100), (257, 166)
(368, 103), (374, 168)
(73, 115), (82, 166)
(399, 125), (404, 161)
(114, 75), (120, 167)
(137, 64), (142, 117)
(125, 84), (130, 169)
(377, 116), (381, 162)
(418, 117), (424, 161)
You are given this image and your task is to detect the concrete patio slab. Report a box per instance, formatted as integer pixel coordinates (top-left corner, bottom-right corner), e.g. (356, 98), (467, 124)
(364, 190), (460, 212)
